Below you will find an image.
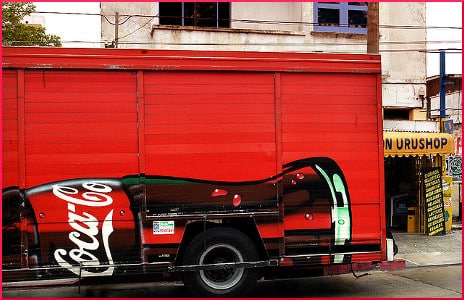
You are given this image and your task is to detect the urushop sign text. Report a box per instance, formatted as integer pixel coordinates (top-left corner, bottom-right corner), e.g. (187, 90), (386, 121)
(384, 137), (448, 151)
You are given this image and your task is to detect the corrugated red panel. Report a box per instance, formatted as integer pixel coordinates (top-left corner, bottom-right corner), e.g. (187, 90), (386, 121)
(2, 70), (20, 188)
(2, 49), (383, 209)
(280, 72), (381, 241)
(351, 203), (381, 240)
(280, 72), (379, 166)
(2, 47), (381, 74)
(23, 70), (139, 186)
(143, 71), (277, 181)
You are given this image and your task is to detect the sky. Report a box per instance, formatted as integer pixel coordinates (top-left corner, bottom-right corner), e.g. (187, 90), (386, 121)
(426, 2), (462, 76)
(30, 2), (462, 76)
(30, 2), (101, 48)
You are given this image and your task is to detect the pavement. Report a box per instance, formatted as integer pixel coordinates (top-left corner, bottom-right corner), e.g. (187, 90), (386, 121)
(392, 219), (462, 268)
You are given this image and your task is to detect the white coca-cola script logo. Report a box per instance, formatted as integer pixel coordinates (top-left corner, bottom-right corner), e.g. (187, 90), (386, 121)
(52, 181), (115, 277)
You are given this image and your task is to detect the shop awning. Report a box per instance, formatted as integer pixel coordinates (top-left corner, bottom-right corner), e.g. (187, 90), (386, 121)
(383, 131), (454, 157)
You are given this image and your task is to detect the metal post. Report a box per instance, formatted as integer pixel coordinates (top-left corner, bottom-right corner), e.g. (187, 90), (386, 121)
(181, 4), (185, 26)
(216, 2), (219, 28)
(439, 50), (446, 121)
(459, 182), (462, 221)
(115, 12), (119, 48)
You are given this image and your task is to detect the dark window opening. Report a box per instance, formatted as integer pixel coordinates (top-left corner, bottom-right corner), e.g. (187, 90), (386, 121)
(159, 2), (230, 28)
(318, 8), (340, 27)
(384, 109), (411, 121)
(348, 9), (367, 28)
(159, 3), (183, 26)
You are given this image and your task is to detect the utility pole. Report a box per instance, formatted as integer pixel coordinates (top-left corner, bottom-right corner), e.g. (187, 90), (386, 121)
(367, 2), (379, 54)
(114, 12), (119, 48)
(439, 50), (447, 126)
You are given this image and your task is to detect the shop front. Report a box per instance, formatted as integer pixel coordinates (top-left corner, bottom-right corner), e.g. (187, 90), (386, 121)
(383, 131), (454, 234)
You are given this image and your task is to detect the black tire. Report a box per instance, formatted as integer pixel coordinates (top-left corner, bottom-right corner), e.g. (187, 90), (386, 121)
(387, 230), (399, 256)
(181, 227), (260, 297)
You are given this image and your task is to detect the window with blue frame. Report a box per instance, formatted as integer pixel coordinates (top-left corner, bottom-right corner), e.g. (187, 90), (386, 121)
(314, 2), (368, 34)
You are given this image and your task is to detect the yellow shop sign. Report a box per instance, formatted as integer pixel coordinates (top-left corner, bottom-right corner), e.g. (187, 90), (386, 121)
(384, 132), (454, 157)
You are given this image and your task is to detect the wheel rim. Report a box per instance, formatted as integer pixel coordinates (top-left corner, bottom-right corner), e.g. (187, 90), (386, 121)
(198, 243), (244, 290)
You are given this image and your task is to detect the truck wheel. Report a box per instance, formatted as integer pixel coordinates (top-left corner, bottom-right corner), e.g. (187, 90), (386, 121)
(181, 227), (259, 297)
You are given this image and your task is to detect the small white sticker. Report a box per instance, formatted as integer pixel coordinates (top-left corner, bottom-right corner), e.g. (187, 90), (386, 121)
(153, 221), (175, 235)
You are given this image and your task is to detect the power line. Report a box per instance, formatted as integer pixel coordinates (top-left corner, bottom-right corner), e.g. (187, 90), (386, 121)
(102, 15), (133, 26)
(25, 9), (462, 51)
(31, 10), (462, 31)
(118, 17), (155, 40)
(14, 38), (459, 54)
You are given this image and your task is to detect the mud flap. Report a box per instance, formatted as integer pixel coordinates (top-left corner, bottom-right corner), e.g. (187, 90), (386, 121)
(386, 238), (394, 261)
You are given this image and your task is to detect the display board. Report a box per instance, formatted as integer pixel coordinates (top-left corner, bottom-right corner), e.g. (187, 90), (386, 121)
(422, 168), (446, 236)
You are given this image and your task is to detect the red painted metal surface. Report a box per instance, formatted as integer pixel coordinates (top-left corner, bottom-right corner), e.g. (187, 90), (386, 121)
(2, 70), (20, 188)
(2, 47), (389, 286)
(143, 71), (277, 181)
(2, 47), (381, 73)
(20, 70), (139, 187)
(280, 72), (383, 247)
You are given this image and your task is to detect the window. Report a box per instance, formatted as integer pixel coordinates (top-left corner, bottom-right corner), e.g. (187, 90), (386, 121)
(314, 2), (367, 34)
(159, 2), (230, 28)
(384, 109), (411, 121)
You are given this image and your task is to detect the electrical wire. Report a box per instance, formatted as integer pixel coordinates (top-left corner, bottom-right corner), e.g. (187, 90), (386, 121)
(28, 38), (460, 54)
(102, 15), (133, 26)
(31, 10), (463, 31)
(118, 17), (155, 40)
(23, 9), (462, 52)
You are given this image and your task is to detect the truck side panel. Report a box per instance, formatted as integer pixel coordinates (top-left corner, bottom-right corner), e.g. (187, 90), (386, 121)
(141, 70), (280, 248)
(143, 71), (278, 181)
(22, 70), (139, 187)
(2, 70), (20, 188)
(280, 73), (382, 248)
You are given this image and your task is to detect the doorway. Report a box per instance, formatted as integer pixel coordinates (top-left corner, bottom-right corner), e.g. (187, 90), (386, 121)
(385, 156), (434, 232)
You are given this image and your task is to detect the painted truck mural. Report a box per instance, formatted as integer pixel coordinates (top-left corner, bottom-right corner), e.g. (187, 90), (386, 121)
(2, 47), (395, 297)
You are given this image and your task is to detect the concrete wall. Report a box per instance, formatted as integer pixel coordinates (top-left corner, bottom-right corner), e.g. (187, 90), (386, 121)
(101, 2), (157, 47)
(379, 2), (427, 109)
(430, 92), (463, 123)
(101, 2), (368, 52)
(231, 2), (302, 32)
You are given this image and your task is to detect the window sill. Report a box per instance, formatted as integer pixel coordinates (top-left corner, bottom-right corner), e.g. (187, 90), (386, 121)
(311, 31), (367, 39)
(151, 25), (304, 37)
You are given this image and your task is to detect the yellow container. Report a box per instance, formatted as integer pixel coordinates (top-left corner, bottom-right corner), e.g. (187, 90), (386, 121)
(407, 207), (419, 233)
(444, 205), (452, 233)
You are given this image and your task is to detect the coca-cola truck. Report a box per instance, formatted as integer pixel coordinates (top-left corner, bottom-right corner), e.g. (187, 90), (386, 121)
(2, 47), (398, 296)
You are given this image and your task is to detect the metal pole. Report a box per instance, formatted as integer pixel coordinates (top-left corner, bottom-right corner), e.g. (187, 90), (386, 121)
(115, 12), (119, 48)
(439, 50), (446, 121)
(216, 2), (219, 28)
(459, 182), (462, 221)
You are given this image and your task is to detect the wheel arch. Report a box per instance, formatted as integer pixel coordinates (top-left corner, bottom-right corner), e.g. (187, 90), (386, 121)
(175, 217), (268, 265)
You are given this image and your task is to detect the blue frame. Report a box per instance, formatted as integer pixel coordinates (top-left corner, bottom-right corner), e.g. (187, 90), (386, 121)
(313, 2), (368, 34)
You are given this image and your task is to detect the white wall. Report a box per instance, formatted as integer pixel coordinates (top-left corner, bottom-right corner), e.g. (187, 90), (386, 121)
(380, 2), (426, 109)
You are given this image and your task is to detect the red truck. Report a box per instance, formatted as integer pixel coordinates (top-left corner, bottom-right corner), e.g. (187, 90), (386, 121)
(2, 47), (398, 296)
